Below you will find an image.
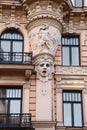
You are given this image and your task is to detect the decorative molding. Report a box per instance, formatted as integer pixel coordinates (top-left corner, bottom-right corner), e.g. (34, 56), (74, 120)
(23, 82), (30, 89)
(25, 70), (32, 81)
(23, 0), (68, 30)
(55, 66), (87, 76)
(56, 121), (63, 127)
(56, 87), (62, 94)
(29, 23), (61, 57)
(34, 54), (54, 82)
(5, 18), (20, 29)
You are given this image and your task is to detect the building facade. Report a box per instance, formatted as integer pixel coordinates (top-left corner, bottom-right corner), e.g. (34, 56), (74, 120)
(0, 0), (87, 130)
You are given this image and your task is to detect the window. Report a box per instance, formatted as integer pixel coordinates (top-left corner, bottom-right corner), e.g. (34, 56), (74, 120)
(74, 0), (83, 7)
(62, 36), (80, 66)
(0, 29), (24, 63)
(63, 91), (83, 127)
(0, 87), (22, 114)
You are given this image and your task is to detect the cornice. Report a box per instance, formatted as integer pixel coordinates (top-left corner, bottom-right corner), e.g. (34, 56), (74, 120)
(23, 0), (71, 32)
(0, 0), (21, 6)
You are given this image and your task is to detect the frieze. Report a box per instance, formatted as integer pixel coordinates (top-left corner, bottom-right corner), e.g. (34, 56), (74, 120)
(55, 66), (87, 76)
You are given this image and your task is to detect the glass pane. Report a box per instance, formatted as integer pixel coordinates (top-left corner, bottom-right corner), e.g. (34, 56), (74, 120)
(0, 100), (8, 113)
(74, 103), (82, 127)
(75, 0), (82, 7)
(78, 93), (81, 101)
(0, 89), (6, 98)
(64, 103), (72, 126)
(62, 47), (69, 65)
(0, 41), (11, 62)
(12, 41), (22, 62)
(71, 47), (79, 65)
(10, 100), (21, 113)
(13, 41), (22, 52)
(1, 41), (10, 52)
(6, 89), (21, 98)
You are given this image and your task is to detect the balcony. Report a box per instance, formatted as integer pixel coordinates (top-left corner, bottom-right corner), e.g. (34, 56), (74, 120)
(0, 52), (32, 65)
(0, 113), (34, 130)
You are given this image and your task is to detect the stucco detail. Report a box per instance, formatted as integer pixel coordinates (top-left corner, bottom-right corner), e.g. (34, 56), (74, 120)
(29, 24), (61, 57)
(34, 54), (54, 82)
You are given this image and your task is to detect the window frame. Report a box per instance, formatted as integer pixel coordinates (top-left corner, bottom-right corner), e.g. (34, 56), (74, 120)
(63, 90), (83, 127)
(62, 36), (80, 66)
(0, 86), (22, 114)
(0, 29), (24, 63)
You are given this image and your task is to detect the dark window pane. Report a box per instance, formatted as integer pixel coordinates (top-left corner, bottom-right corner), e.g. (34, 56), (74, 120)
(0, 100), (8, 113)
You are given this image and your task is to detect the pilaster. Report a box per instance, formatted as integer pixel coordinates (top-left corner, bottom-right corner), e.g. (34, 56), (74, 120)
(83, 88), (87, 127)
(22, 82), (30, 113)
(56, 78), (63, 127)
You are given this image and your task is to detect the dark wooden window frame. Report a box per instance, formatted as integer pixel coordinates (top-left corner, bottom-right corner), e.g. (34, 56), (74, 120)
(63, 90), (83, 127)
(62, 36), (80, 66)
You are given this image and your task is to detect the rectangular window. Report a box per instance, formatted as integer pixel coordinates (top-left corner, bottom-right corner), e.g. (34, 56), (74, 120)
(75, 0), (83, 7)
(0, 87), (22, 114)
(62, 36), (80, 66)
(63, 91), (83, 127)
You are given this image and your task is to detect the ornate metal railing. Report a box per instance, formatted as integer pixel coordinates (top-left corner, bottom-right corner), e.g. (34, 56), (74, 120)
(0, 113), (32, 128)
(0, 52), (32, 64)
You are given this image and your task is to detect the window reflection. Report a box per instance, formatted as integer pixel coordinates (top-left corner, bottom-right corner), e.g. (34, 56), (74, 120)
(63, 91), (83, 127)
(62, 36), (80, 66)
(0, 88), (22, 114)
(0, 29), (23, 63)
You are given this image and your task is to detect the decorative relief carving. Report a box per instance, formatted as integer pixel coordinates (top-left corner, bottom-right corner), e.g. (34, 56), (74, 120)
(56, 86), (62, 94)
(25, 70), (32, 81)
(29, 24), (61, 56)
(35, 55), (54, 82)
(55, 66), (87, 75)
(5, 19), (20, 29)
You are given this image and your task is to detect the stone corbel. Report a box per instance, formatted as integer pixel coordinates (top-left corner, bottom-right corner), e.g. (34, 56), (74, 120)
(25, 69), (32, 81)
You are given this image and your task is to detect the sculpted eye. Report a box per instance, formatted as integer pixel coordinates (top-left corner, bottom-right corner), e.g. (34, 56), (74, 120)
(40, 63), (44, 67)
(46, 64), (50, 67)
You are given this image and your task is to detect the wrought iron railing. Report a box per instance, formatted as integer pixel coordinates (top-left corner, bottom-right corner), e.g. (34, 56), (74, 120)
(0, 52), (32, 64)
(0, 113), (32, 128)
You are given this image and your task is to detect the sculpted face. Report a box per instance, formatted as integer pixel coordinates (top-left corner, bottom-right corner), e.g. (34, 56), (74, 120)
(38, 61), (51, 77)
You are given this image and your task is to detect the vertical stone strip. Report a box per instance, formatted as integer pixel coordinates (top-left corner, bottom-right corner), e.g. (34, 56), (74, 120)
(83, 88), (87, 127)
(56, 87), (63, 126)
(22, 82), (30, 113)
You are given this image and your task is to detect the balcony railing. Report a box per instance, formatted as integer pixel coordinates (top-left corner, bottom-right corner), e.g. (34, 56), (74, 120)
(0, 52), (32, 64)
(0, 113), (32, 128)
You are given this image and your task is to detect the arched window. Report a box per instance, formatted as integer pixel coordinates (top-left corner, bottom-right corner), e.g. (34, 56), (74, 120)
(0, 29), (24, 63)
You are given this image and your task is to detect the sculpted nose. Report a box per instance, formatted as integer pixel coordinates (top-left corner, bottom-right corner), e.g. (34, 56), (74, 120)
(43, 64), (46, 69)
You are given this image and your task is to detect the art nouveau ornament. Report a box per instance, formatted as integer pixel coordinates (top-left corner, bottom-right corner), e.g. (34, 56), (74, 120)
(29, 23), (61, 57)
(35, 55), (54, 82)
